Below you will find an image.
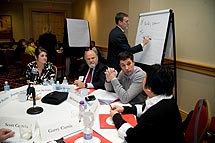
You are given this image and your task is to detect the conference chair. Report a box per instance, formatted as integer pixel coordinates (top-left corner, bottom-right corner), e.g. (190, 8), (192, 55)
(56, 52), (66, 81)
(20, 53), (34, 74)
(184, 99), (211, 143)
(53, 65), (58, 81)
(205, 116), (215, 143)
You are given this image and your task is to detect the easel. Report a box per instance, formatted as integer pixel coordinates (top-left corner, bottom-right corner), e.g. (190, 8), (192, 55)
(161, 9), (177, 100)
(135, 9), (177, 101)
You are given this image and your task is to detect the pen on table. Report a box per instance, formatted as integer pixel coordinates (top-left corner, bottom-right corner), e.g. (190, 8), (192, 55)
(110, 104), (113, 110)
(144, 36), (151, 40)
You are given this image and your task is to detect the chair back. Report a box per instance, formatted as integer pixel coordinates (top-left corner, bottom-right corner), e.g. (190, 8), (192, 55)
(55, 52), (66, 80)
(53, 65), (57, 81)
(20, 53), (34, 69)
(184, 99), (211, 143)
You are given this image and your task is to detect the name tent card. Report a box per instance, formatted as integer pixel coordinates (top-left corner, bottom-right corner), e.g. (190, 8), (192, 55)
(0, 116), (36, 141)
(38, 114), (83, 142)
(0, 92), (11, 108)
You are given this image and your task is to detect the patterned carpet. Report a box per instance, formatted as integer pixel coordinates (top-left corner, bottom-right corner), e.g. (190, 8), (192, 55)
(0, 65), (26, 91)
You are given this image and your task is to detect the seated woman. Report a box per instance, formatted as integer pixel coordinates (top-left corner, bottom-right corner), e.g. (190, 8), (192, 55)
(109, 64), (185, 143)
(25, 47), (56, 85)
(25, 38), (37, 56)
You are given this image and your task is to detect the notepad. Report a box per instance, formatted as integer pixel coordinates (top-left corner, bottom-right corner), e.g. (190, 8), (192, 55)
(99, 114), (137, 129)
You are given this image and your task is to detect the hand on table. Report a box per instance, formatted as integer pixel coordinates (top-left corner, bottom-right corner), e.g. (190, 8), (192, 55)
(0, 128), (15, 142)
(74, 80), (86, 88)
(109, 104), (124, 118)
(105, 68), (118, 82)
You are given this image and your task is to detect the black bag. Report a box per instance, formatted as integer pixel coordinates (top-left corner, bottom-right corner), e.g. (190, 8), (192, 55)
(41, 91), (68, 105)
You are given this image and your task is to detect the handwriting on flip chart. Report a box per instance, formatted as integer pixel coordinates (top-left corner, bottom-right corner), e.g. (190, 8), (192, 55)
(134, 9), (173, 65)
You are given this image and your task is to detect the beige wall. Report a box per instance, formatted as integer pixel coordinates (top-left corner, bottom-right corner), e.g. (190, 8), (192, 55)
(149, 0), (215, 118)
(71, 0), (215, 117)
(150, 0), (215, 65)
(71, 0), (129, 48)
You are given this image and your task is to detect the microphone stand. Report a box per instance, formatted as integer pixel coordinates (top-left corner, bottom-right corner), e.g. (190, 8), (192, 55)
(26, 83), (43, 115)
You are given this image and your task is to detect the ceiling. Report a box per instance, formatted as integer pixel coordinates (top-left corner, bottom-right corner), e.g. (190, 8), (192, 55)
(2, 0), (76, 4)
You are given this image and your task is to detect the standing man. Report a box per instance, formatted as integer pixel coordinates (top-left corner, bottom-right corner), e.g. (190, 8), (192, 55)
(107, 12), (150, 72)
(74, 50), (107, 89)
(105, 51), (147, 105)
(38, 26), (57, 65)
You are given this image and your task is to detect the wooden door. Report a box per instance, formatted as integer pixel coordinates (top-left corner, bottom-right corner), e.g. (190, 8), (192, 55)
(31, 11), (65, 42)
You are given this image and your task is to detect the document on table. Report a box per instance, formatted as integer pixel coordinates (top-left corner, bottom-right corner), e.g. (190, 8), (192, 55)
(89, 89), (119, 105)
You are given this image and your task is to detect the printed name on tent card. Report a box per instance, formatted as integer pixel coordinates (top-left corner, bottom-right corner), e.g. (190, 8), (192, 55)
(38, 116), (83, 142)
(0, 116), (36, 142)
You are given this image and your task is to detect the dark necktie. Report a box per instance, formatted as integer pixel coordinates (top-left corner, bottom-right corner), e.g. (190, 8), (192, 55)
(142, 101), (146, 111)
(85, 68), (93, 83)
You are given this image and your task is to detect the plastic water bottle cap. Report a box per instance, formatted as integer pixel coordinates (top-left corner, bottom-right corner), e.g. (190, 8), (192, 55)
(80, 100), (85, 104)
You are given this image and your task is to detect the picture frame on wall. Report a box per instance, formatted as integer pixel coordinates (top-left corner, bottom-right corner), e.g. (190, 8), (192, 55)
(0, 15), (13, 39)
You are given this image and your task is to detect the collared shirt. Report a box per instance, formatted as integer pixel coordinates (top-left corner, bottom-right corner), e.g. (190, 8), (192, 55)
(84, 68), (95, 88)
(117, 25), (124, 33)
(136, 94), (173, 117)
(105, 66), (146, 104)
(25, 61), (55, 85)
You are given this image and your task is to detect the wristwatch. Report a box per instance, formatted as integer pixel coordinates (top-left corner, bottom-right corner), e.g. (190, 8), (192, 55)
(85, 83), (87, 88)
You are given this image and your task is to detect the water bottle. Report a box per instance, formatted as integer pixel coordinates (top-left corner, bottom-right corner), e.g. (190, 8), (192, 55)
(79, 100), (85, 122)
(62, 76), (68, 92)
(43, 79), (48, 86)
(49, 77), (55, 85)
(4, 81), (10, 91)
(80, 88), (88, 109)
(55, 81), (61, 90)
(83, 111), (94, 142)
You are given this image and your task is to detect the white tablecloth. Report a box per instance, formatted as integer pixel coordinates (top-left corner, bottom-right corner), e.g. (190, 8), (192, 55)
(0, 85), (126, 143)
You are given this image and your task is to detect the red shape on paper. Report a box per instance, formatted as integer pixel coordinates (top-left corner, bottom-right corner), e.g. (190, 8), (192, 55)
(64, 130), (111, 143)
(99, 114), (137, 129)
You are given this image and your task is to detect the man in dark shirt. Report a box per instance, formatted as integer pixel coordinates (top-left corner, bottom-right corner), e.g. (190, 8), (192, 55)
(38, 32), (57, 65)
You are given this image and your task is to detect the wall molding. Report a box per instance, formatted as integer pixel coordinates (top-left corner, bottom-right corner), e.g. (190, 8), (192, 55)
(164, 58), (215, 77)
(97, 46), (215, 77)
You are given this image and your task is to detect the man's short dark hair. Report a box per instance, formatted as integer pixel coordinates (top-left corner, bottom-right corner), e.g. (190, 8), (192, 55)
(118, 51), (133, 62)
(145, 64), (174, 96)
(115, 12), (128, 24)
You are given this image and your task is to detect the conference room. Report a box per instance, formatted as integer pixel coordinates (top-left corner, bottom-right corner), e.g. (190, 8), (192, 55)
(0, 0), (214, 143)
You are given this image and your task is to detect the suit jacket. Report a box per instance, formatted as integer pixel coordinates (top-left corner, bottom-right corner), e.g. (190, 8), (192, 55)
(38, 32), (57, 64)
(113, 98), (185, 143)
(107, 26), (143, 72)
(78, 62), (107, 89)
